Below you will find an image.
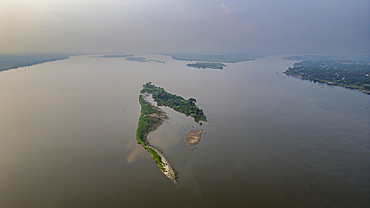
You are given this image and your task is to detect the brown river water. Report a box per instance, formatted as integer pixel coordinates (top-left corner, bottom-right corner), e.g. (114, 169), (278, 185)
(1, 54), (369, 207)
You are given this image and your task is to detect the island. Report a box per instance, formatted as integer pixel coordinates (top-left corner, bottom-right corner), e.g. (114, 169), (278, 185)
(284, 57), (370, 94)
(186, 62), (226, 70)
(97, 54), (134, 58)
(162, 53), (264, 70)
(126, 57), (165, 63)
(0, 54), (70, 72)
(136, 82), (207, 182)
(126, 57), (148, 62)
(91, 54), (165, 63)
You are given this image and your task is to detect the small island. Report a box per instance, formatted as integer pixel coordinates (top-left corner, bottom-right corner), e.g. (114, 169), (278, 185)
(92, 54), (165, 63)
(126, 57), (165, 63)
(136, 82), (207, 182)
(97, 54), (134, 58)
(126, 57), (148, 62)
(284, 58), (370, 94)
(164, 53), (264, 70)
(186, 62), (226, 70)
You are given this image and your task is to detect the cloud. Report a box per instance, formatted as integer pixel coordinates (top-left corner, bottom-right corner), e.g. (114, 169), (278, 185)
(47, 9), (72, 21)
(221, 3), (231, 14)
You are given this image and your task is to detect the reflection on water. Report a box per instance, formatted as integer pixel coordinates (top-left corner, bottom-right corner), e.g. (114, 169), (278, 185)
(1, 54), (369, 207)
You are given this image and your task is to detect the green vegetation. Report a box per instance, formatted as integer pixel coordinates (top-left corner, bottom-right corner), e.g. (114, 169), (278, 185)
(147, 147), (164, 170)
(136, 83), (205, 181)
(0, 54), (69, 72)
(139, 95), (156, 115)
(136, 113), (152, 145)
(170, 53), (264, 63)
(284, 59), (370, 94)
(136, 95), (165, 172)
(140, 82), (207, 122)
(186, 62), (226, 69)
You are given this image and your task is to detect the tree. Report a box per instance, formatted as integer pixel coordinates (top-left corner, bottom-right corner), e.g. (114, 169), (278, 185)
(188, 98), (196, 106)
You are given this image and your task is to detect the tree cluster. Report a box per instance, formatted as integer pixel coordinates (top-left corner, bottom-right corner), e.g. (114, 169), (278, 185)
(141, 82), (207, 122)
(284, 60), (370, 91)
(186, 62), (226, 70)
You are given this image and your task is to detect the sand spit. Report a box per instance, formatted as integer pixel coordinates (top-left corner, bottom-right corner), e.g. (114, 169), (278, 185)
(148, 145), (177, 183)
(141, 94), (177, 183)
(184, 129), (203, 148)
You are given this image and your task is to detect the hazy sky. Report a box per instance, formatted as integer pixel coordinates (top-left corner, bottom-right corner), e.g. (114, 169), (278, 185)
(1, 0), (369, 54)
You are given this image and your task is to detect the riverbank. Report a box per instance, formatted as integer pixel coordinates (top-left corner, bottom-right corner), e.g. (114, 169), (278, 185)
(286, 74), (370, 95)
(283, 59), (370, 95)
(0, 54), (70, 72)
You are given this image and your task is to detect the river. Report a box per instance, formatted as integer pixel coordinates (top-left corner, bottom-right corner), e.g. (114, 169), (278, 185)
(1, 54), (369, 207)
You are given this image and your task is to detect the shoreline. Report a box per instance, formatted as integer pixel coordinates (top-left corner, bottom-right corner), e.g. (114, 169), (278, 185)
(147, 145), (177, 183)
(285, 73), (370, 95)
(140, 94), (177, 183)
(0, 55), (70, 72)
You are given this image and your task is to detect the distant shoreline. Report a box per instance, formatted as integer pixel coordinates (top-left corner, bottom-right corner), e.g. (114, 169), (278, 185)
(0, 54), (70, 72)
(170, 54), (264, 63)
(285, 73), (370, 95)
(284, 58), (370, 95)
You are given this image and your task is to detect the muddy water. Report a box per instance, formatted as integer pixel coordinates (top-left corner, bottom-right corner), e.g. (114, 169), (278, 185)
(1, 54), (369, 207)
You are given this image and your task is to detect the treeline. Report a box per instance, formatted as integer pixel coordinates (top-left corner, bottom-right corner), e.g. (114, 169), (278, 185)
(136, 95), (164, 171)
(186, 62), (226, 70)
(136, 96), (153, 145)
(0, 54), (69, 72)
(170, 53), (264, 63)
(140, 82), (207, 122)
(284, 54), (370, 62)
(285, 60), (370, 92)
